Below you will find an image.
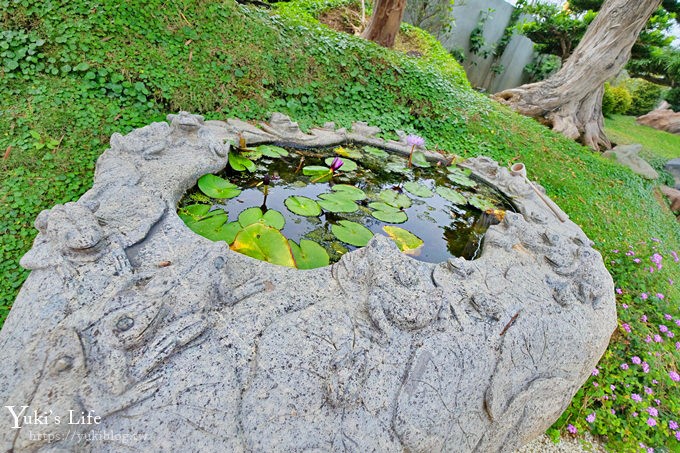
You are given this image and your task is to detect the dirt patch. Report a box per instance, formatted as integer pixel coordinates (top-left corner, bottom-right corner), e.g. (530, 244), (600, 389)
(318, 6), (364, 36)
(318, 5), (425, 56)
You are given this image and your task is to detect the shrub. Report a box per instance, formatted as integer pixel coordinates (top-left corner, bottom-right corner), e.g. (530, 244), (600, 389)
(665, 87), (680, 112)
(602, 83), (632, 117)
(627, 80), (664, 116)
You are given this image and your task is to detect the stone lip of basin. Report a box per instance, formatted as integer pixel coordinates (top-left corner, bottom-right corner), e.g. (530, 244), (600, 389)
(0, 112), (616, 452)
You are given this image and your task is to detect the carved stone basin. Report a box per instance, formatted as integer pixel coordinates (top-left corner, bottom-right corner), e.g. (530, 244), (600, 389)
(0, 112), (616, 452)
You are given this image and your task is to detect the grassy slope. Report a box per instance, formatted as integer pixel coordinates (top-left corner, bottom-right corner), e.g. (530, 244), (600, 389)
(605, 114), (680, 160)
(1, 1), (679, 317)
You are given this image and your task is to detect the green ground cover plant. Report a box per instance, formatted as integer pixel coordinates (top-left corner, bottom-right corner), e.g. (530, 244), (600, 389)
(1, 0), (679, 449)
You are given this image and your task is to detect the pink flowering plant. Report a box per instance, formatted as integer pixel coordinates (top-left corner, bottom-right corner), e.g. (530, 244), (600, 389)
(549, 239), (680, 451)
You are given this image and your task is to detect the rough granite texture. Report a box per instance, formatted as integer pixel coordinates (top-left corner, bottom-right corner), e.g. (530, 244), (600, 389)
(0, 112), (616, 452)
(666, 158), (680, 189)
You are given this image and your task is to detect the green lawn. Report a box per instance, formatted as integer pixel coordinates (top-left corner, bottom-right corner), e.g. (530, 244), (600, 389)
(605, 114), (680, 160)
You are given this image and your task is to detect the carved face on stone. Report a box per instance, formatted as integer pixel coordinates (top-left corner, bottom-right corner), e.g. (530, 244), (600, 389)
(168, 111), (204, 132)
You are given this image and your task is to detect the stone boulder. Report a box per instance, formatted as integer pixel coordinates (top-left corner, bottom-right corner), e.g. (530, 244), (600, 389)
(636, 107), (680, 135)
(661, 185), (680, 213)
(0, 113), (616, 452)
(603, 143), (659, 180)
(666, 158), (680, 189)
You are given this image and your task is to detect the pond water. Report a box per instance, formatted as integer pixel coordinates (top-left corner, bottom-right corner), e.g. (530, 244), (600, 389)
(177, 144), (513, 269)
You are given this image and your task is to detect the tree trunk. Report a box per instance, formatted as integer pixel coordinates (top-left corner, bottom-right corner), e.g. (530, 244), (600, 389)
(361, 0), (407, 48)
(494, 0), (662, 150)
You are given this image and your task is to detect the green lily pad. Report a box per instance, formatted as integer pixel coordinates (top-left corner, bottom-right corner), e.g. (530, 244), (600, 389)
(288, 239), (330, 269)
(403, 182), (433, 198)
(324, 157), (357, 172)
(447, 167), (477, 188)
(379, 189), (412, 209)
(256, 144), (289, 158)
(229, 153), (257, 172)
(436, 186), (467, 205)
(318, 193), (359, 213)
(187, 211), (240, 242)
(383, 226), (424, 253)
(468, 194), (497, 211)
(197, 174), (241, 199)
(238, 207), (286, 230)
(284, 196), (322, 217)
(331, 220), (374, 247)
(370, 209), (408, 224)
(334, 147), (363, 159)
(302, 165), (330, 176)
(385, 161), (409, 174)
(179, 204), (211, 222)
(368, 202), (400, 212)
(363, 146), (389, 158)
(331, 184), (366, 201)
(241, 150), (262, 161)
(410, 151), (431, 168)
(231, 223), (295, 267)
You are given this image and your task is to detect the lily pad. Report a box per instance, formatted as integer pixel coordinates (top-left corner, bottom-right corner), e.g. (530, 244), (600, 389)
(468, 194), (497, 211)
(368, 202), (400, 212)
(436, 186), (467, 205)
(179, 204), (211, 222)
(288, 239), (330, 269)
(241, 150), (262, 161)
(229, 153), (257, 172)
(410, 151), (431, 168)
(379, 189), (412, 209)
(256, 144), (289, 158)
(197, 174), (241, 199)
(284, 196), (322, 217)
(331, 184), (366, 201)
(363, 146), (389, 158)
(403, 182), (433, 198)
(187, 211), (241, 243)
(371, 209), (408, 224)
(302, 165), (330, 176)
(331, 220), (374, 247)
(238, 207), (286, 230)
(447, 167), (477, 188)
(385, 161), (409, 174)
(325, 157), (358, 172)
(231, 223), (295, 267)
(383, 226), (424, 253)
(334, 147), (363, 159)
(317, 193), (359, 213)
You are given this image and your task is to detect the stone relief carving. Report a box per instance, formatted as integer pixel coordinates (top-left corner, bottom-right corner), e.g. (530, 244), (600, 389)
(0, 112), (616, 452)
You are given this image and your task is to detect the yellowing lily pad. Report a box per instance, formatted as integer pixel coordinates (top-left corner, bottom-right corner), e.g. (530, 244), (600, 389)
(197, 174), (241, 199)
(334, 146), (363, 159)
(383, 226), (424, 254)
(288, 239), (330, 269)
(231, 223), (295, 267)
(331, 220), (374, 247)
(436, 186), (467, 205)
(284, 196), (322, 217)
(403, 182), (433, 198)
